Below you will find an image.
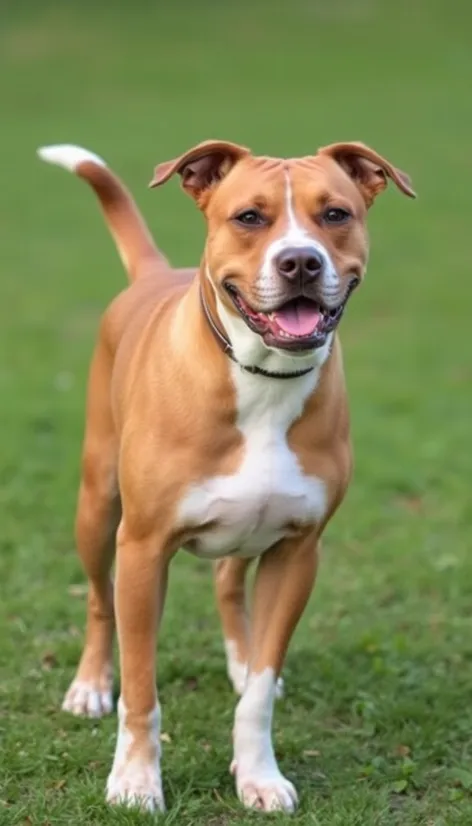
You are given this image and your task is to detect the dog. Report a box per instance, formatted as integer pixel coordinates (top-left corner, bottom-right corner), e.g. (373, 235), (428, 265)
(38, 138), (414, 813)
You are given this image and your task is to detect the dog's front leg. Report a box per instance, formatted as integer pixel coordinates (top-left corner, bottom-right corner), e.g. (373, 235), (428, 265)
(106, 519), (171, 813)
(232, 531), (318, 813)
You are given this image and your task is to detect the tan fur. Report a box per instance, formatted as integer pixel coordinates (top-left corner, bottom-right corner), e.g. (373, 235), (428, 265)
(42, 139), (414, 811)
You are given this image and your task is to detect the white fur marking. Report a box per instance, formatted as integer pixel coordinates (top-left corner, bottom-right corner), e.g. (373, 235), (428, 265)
(225, 639), (248, 695)
(178, 361), (328, 560)
(107, 699), (165, 812)
(62, 678), (113, 718)
(284, 170), (312, 246)
(225, 639), (284, 698)
(37, 144), (106, 172)
(258, 171), (339, 299)
(232, 668), (297, 812)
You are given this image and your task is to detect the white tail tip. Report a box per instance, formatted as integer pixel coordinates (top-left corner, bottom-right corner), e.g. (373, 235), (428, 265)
(37, 144), (106, 172)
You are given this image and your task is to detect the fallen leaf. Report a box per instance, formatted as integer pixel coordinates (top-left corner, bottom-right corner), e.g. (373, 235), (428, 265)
(160, 732), (172, 744)
(41, 652), (57, 671)
(394, 744), (411, 758)
(303, 749), (321, 757)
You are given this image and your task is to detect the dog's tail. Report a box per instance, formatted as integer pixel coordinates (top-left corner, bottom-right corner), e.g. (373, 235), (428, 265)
(37, 144), (168, 283)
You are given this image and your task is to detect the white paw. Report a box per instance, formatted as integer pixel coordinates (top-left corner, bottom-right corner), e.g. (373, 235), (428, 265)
(62, 679), (113, 718)
(106, 763), (165, 813)
(233, 764), (298, 813)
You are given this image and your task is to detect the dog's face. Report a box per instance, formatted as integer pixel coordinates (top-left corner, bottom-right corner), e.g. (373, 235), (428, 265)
(151, 141), (415, 353)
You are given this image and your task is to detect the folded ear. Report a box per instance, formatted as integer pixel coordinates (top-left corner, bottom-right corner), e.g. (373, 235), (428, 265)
(318, 141), (416, 207)
(149, 139), (250, 207)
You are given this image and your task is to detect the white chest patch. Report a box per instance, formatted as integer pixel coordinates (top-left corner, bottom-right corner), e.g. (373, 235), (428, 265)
(177, 361), (328, 559)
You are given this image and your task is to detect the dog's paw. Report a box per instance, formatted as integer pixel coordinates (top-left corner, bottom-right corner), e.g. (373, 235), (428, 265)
(233, 765), (297, 813)
(62, 678), (113, 718)
(106, 763), (165, 813)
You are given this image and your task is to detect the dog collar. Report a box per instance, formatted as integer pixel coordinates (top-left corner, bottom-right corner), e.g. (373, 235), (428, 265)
(200, 288), (315, 380)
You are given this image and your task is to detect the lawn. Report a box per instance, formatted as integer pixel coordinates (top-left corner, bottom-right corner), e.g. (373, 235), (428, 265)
(1, 1), (472, 824)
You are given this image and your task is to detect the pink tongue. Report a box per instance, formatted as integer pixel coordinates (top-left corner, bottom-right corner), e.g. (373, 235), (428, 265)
(272, 301), (321, 337)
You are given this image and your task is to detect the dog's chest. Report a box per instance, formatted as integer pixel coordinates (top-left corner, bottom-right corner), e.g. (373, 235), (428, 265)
(177, 369), (327, 559)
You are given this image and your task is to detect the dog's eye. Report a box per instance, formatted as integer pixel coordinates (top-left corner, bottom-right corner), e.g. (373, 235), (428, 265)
(233, 209), (266, 227)
(322, 207), (351, 225)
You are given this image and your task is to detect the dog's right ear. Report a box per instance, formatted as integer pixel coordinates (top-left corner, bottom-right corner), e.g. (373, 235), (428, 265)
(149, 140), (250, 208)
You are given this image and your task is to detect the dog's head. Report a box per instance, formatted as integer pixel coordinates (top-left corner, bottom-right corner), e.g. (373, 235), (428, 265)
(150, 140), (415, 355)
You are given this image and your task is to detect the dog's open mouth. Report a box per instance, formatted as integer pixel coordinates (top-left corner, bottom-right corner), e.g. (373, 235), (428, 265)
(225, 285), (349, 352)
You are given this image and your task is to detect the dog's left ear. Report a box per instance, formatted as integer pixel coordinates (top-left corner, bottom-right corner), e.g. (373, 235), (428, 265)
(318, 141), (416, 207)
(149, 140), (250, 207)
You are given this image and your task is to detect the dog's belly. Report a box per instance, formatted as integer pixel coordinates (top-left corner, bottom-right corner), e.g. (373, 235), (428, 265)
(177, 444), (327, 560)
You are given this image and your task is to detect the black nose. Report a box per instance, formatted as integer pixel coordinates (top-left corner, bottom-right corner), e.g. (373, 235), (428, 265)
(275, 247), (324, 281)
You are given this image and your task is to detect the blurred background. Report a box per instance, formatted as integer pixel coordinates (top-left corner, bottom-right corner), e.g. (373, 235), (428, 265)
(1, 2), (471, 824)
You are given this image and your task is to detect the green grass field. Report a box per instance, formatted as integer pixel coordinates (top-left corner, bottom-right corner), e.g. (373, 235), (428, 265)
(1, 2), (472, 823)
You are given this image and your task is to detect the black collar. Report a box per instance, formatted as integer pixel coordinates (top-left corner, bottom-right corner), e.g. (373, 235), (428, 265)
(200, 288), (315, 380)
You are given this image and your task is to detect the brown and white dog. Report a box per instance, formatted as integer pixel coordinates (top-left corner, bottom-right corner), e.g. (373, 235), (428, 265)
(38, 139), (414, 813)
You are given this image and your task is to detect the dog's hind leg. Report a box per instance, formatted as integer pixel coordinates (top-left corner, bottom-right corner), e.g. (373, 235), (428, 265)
(62, 343), (120, 718)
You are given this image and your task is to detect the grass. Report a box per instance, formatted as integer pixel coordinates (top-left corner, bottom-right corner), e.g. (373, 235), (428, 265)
(1, 0), (472, 823)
